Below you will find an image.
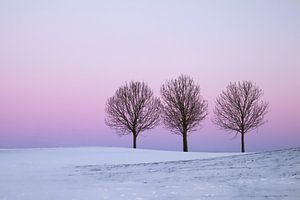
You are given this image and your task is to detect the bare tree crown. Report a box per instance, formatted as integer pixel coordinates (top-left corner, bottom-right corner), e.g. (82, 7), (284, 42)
(160, 75), (208, 135)
(213, 81), (268, 134)
(105, 81), (161, 136)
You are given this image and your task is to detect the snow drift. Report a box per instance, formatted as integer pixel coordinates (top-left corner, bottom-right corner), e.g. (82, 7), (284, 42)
(0, 147), (299, 200)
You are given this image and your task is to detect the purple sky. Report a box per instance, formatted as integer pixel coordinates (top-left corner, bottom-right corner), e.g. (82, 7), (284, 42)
(0, 0), (299, 152)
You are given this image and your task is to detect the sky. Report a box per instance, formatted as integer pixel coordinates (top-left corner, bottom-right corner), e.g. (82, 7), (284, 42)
(0, 0), (299, 152)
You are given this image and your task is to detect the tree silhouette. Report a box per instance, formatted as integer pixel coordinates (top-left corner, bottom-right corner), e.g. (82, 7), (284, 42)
(213, 81), (269, 152)
(160, 75), (208, 152)
(105, 81), (161, 148)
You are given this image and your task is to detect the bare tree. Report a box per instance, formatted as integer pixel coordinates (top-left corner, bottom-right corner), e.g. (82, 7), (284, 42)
(213, 81), (269, 152)
(160, 75), (208, 152)
(105, 81), (161, 148)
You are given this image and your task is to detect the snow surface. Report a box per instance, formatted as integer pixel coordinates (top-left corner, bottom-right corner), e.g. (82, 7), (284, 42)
(0, 147), (299, 200)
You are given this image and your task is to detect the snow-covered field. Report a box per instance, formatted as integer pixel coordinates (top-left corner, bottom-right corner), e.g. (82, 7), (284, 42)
(0, 147), (299, 200)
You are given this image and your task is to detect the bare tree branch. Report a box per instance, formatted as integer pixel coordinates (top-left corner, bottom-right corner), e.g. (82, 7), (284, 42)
(105, 81), (161, 148)
(160, 75), (208, 152)
(213, 81), (269, 152)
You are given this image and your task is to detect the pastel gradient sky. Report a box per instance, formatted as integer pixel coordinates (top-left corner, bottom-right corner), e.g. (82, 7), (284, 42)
(0, 0), (299, 151)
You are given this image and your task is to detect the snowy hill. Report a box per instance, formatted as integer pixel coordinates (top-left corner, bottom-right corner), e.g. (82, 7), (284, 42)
(0, 147), (299, 200)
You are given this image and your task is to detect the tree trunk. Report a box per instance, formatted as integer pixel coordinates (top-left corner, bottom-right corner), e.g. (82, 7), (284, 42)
(182, 131), (188, 152)
(132, 130), (137, 149)
(133, 135), (137, 149)
(241, 132), (245, 153)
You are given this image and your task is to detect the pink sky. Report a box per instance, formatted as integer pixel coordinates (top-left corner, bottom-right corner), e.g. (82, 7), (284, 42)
(0, 0), (299, 151)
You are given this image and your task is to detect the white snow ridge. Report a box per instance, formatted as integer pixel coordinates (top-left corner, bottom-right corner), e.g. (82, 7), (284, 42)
(0, 147), (299, 200)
